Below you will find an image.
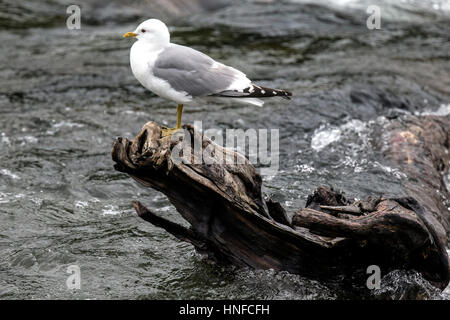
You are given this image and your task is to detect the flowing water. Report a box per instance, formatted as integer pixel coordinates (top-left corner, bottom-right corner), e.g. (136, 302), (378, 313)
(0, 0), (449, 299)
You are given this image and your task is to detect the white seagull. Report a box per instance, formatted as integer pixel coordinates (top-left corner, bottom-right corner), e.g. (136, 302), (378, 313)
(123, 19), (292, 136)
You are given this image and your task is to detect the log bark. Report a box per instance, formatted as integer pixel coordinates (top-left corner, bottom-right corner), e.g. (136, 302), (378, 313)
(111, 116), (450, 290)
(385, 116), (450, 243)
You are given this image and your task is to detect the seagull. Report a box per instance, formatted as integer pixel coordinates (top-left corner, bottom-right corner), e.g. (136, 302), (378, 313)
(123, 19), (292, 136)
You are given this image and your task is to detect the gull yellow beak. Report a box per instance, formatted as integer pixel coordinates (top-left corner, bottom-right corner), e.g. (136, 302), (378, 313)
(123, 32), (137, 38)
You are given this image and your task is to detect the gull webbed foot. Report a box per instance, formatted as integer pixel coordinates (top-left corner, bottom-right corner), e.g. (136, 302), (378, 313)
(161, 127), (181, 137)
(161, 104), (184, 137)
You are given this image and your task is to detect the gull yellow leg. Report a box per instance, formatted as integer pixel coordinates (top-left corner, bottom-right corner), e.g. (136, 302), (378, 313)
(162, 104), (184, 137)
(176, 104), (183, 129)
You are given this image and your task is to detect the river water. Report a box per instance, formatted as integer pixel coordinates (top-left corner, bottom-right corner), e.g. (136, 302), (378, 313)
(0, 0), (449, 299)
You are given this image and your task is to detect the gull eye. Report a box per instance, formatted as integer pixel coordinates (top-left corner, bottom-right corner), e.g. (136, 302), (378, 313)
(141, 29), (146, 33)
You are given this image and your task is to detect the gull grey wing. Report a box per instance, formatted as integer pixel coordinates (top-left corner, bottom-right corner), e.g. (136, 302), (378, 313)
(153, 44), (246, 97)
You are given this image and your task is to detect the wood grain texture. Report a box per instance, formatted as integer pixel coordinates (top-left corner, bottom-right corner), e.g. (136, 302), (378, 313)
(112, 117), (450, 289)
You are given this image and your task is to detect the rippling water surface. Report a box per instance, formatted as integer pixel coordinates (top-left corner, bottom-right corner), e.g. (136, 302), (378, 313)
(0, 0), (449, 299)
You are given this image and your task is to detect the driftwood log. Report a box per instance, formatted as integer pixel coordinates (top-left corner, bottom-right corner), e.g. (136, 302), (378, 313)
(111, 116), (450, 290)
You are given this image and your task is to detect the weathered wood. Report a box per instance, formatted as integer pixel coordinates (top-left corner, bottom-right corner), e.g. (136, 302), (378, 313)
(385, 116), (450, 244)
(111, 117), (450, 289)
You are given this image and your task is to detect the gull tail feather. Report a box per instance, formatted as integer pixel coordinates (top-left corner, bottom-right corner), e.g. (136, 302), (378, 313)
(215, 84), (292, 101)
(234, 98), (264, 107)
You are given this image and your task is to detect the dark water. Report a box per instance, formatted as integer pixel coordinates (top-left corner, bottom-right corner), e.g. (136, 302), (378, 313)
(0, 0), (449, 299)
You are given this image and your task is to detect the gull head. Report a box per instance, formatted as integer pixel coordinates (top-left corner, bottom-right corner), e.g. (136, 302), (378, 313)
(123, 19), (170, 47)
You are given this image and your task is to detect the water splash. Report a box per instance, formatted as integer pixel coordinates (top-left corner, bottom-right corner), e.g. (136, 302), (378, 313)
(311, 119), (368, 152)
(0, 169), (20, 180)
(371, 269), (447, 300)
(419, 104), (450, 116)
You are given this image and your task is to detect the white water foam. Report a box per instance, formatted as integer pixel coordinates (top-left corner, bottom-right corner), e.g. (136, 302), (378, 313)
(311, 127), (341, 152)
(1, 132), (10, 145)
(295, 163), (315, 174)
(0, 192), (26, 204)
(419, 104), (450, 116)
(0, 169), (20, 180)
(311, 119), (367, 152)
(46, 121), (84, 135)
(102, 205), (121, 216)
